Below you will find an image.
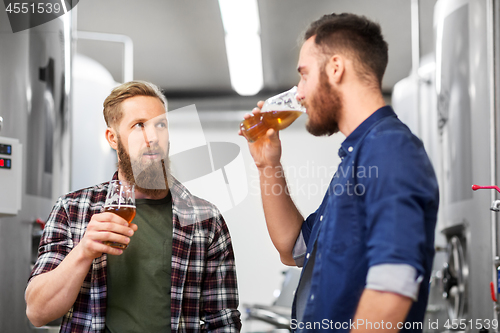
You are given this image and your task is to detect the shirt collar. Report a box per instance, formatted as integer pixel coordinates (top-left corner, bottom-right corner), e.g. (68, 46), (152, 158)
(339, 105), (396, 158)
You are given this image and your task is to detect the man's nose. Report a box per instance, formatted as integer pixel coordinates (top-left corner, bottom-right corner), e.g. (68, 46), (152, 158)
(141, 125), (159, 147)
(296, 81), (306, 100)
(296, 87), (305, 104)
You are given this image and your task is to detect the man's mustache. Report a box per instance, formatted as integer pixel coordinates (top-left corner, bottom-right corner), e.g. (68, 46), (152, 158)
(133, 144), (168, 158)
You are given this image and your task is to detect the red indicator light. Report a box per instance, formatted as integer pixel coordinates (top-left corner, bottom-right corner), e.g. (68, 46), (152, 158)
(0, 159), (4, 167)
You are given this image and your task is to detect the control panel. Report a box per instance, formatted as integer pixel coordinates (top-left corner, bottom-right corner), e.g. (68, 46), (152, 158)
(0, 137), (22, 216)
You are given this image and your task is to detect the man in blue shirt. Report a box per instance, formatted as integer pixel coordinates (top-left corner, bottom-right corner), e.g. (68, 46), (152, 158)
(240, 13), (439, 332)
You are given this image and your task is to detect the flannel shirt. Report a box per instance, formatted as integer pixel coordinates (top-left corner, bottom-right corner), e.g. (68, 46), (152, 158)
(29, 173), (241, 333)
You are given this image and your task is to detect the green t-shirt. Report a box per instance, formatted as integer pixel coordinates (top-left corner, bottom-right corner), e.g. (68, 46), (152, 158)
(105, 192), (173, 333)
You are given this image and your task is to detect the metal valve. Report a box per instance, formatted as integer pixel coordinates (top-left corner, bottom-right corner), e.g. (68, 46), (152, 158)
(492, 200), (500, 212)
(472, 185), (500, 212)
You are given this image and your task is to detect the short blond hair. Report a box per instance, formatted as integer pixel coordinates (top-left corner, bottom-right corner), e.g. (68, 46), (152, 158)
(103, 80), (168, 128)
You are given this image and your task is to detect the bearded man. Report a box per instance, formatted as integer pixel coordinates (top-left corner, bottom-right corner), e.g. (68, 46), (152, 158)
(26, 81), (241, 333)
(240, 13), (439, 332)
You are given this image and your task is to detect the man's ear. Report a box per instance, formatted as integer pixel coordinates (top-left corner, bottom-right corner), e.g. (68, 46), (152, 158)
(326, 54), (345, 85)
(105, 127), (118, 150)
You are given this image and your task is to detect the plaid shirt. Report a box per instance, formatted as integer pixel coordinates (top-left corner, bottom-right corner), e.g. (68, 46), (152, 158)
(29, 173), (241, 333)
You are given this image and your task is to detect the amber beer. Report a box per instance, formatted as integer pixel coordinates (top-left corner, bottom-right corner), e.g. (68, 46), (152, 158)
(103, 205), (136, 249)
(240, 110), (304, 143)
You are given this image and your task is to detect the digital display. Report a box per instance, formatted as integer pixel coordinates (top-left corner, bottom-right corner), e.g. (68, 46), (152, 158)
(0, 144), (11, 155)
(0, 158), (11, 169)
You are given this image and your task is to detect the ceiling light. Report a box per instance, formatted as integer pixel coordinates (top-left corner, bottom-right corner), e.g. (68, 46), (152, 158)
(218, 0), (263, 96)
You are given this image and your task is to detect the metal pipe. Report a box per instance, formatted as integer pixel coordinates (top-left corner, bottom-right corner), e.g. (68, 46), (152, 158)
(411, 0), (420, 77)
(75, 31), (134, 83)
(411, 0), (421, 137)
(486, 0), (499, 322)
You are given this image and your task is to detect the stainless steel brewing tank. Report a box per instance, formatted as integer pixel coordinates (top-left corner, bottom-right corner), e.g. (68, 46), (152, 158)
(392, 0), (497, 330)
(0, 10), (72, 333)
(434, 0), (496, 328)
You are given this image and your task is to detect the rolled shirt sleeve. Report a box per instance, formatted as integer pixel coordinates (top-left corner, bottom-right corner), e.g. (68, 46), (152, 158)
(292, 230), (307, 267)
(294, 210), (322, 267)
(365, 264), (423, 301)
(29, 197), (73, 283)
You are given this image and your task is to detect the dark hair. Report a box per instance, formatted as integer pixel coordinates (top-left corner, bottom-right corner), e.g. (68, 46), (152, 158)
(304, 13), (388, 88)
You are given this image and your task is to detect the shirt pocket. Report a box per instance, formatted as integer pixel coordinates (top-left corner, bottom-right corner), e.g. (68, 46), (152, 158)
(325, 193), (360, 256)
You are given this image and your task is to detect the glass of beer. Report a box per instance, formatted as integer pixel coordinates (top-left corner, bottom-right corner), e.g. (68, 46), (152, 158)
(102, 180), (136, 249)
(240, 86), (306, 142)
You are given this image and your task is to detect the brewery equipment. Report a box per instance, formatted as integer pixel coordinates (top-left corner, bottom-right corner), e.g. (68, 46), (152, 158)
(0, 8), (73, 332)
(0, 137), (22, 216)
(393, 0), (500, 331)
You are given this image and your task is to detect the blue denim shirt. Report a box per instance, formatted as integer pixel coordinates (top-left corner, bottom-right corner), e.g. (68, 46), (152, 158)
(291, 106), (439, 332)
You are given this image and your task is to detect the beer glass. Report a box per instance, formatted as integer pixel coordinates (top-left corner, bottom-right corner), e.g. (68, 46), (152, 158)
(240, 86), (306, 142)
(103, 180), (136, 249)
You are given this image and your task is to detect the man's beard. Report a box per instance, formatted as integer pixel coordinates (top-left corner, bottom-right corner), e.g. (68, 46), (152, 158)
(305, 66), (342, 136)
(117, 137), (171, 197)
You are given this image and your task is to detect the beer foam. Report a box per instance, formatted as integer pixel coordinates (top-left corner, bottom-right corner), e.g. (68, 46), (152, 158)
(260, 86), (306, 113)
(261, 104), (302, 112)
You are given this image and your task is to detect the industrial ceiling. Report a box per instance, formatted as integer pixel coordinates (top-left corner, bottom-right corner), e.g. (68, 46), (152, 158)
(76, 0), (437, 110)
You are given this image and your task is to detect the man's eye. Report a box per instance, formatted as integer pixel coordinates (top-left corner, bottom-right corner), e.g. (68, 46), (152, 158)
(134, 123), (144, 128)
(157, 122), (167, 128)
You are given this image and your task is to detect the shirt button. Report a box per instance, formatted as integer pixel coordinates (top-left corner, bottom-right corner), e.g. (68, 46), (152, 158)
(310, 294), (315, 300)
(306, 253), (310, 259)
(320, 215), (323, 221)
(348, 146), (353, 152)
